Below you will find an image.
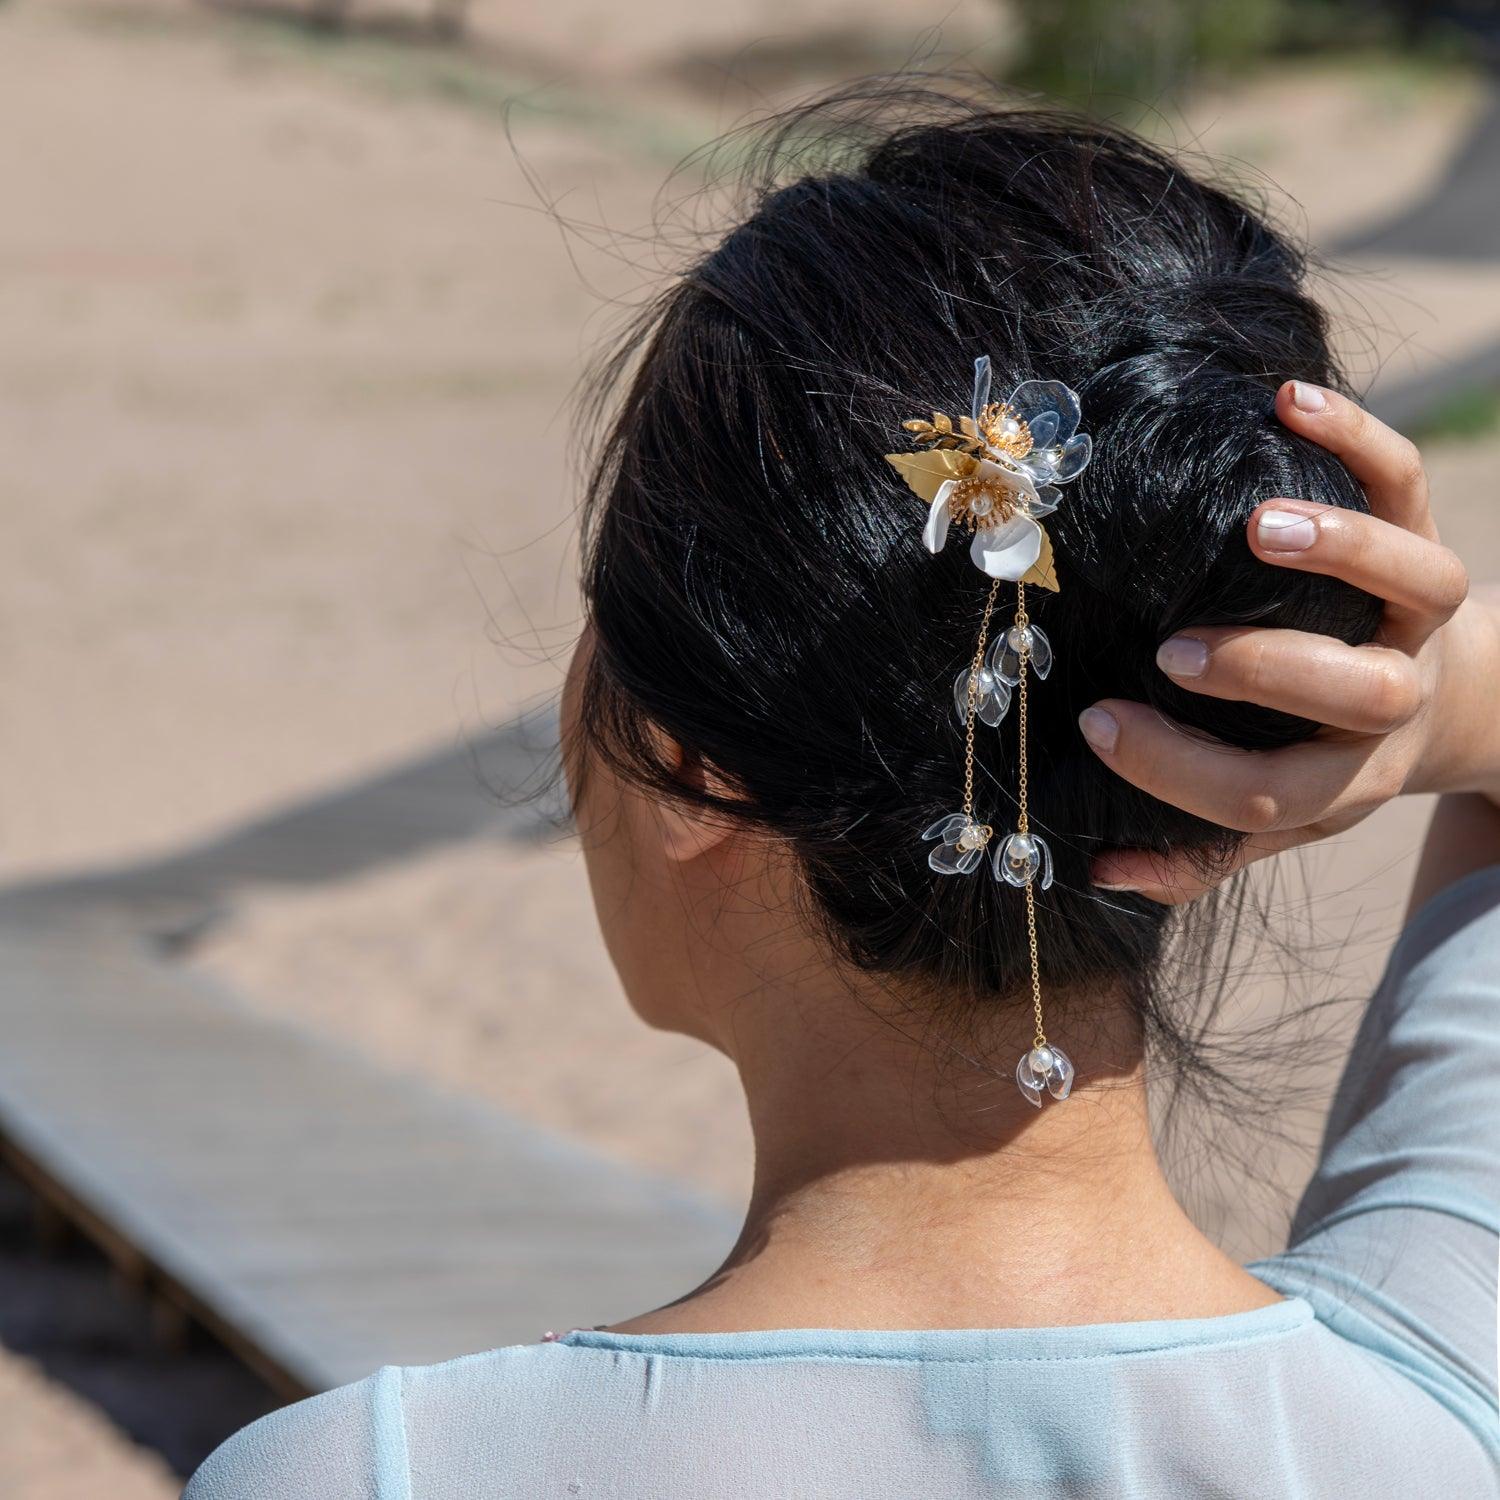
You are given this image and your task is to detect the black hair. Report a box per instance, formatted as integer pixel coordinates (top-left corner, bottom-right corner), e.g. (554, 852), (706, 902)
(572, 82), (1381, 1064)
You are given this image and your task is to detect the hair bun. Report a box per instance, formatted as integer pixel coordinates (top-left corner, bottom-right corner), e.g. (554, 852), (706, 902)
(577, 93), (1382, 1020)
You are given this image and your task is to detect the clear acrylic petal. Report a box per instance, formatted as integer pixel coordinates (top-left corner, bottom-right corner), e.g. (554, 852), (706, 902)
(953, 668), (1011, 728)
(1027, 411), (1060, 449)
(1005, 380), (1081, 444)
(922, 812), (968, 842)
(976, 678), (1012, 726)
(923, 485), (955, 554)
(987, 623), (1051, 685)
(993, 831), (1042, 887)
(987, 630), (1018, 685)
(1038, 833), (1055, 891)
(1017, 1045), (1073, 1105)
(1028, 485), (1062, 518)
(1014, 1053), (1044, 1109)
(1021, 448), (1058, 484)
(1052, 432), (1092, 482)
(929, 840), (984, 876)
(970, 354), (992, 428)
(952, 668), (975, 727)
(1029, 624), (1053, 680)
(1045, 1044), (1074, 1099)
(969, 514), (1041, 580)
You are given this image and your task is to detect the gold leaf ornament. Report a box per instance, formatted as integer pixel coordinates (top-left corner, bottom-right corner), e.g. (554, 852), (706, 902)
(1018, 525), (1059, 592)
(883, 448), (978, 503)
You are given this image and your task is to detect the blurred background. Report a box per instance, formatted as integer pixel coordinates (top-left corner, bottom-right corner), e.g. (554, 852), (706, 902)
(2, 0), (1498, 1493)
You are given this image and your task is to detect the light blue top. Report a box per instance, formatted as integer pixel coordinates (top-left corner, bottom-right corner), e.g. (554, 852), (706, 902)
(185, 867), (1500, 1497)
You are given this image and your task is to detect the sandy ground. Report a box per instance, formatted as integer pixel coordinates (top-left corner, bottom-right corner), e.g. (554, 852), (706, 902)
(2, 5), (1490, 883)
(0, 1353), (179, 1500)
(3, 0), (1499, 1493)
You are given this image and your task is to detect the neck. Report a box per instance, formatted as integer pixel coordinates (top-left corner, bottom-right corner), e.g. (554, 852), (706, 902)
(611, 961), (1281, 1335)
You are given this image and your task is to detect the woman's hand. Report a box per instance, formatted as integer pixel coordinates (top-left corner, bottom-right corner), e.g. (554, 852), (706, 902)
(1079, 380), (1499, 903)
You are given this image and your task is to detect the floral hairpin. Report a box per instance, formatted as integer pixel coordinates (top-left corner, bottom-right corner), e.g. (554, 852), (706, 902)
(885, 355), (1091, 1107)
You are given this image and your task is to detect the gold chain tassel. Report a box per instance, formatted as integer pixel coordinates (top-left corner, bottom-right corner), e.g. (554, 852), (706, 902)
(960, 579), (1003, 827)
(897, 358), (1091, 1104)
(1007, 580), (1073, 1106)
(1013, 583), (1048, 1054)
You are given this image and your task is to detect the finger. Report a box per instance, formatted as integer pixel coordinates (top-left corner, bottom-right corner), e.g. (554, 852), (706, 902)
(1154, 626), (1424, 735)
(1091, 830), (1306, 905)
(1247, 499), (1469, 650)
(1077, 699), (1385, 835)
(1274, 381), (1436, 540)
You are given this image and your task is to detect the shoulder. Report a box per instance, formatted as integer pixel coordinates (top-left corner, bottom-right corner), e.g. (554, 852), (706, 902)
(183, 1345), (566, 1500)
(183, 1366), (406, 1500)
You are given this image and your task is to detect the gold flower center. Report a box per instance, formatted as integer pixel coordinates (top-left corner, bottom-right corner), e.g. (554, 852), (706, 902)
(950, 474), (1016, 531)
(979, 402), (1033, 459)
(956, 823), (992, 854)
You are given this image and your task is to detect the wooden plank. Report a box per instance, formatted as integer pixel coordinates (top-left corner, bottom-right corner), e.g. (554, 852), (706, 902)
(0, 908), (737, 1398)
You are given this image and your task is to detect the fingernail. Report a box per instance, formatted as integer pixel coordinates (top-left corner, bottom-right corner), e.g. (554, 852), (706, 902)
(1156, 635), (1209, 679)
(1257, 509), (1317, 551)
(1290, 381), (1327, 413)
(1078, 706), (1118, 753)
(1092, 876), (1140, 892)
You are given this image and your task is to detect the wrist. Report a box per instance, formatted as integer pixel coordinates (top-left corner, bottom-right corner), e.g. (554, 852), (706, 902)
(1411, 589), (1500, 802)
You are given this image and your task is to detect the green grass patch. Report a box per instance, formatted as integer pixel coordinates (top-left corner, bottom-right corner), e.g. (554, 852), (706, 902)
(1408, 384), (1500, 446)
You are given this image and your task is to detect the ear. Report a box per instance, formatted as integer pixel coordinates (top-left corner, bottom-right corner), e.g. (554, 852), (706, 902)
(651, 732), (737, 864)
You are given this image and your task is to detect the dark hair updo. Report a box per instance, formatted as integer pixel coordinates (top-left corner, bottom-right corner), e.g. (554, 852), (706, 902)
(573, 83), (1381, 1049)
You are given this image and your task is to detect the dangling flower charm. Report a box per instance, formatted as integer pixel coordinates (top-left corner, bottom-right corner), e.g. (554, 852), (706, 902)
(1015, 1043), (1075, 1108)
(922, 813), (992, 876)
(989, 622), (1052, 684)
(993, 830), (1054, 890)
(953, 665), (1011, 727)
(884, 356), (1091, 589)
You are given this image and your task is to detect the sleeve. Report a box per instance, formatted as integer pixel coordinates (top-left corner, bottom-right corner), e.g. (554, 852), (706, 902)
(1251, 864), (1500, 1434)
(182, 1366), (410, 1500)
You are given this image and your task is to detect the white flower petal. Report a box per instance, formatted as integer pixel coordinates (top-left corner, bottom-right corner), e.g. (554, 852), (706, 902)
(923, 484), (955, 554)
(969, 514), (1042, 580)
(974, 456), (1038, 504)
